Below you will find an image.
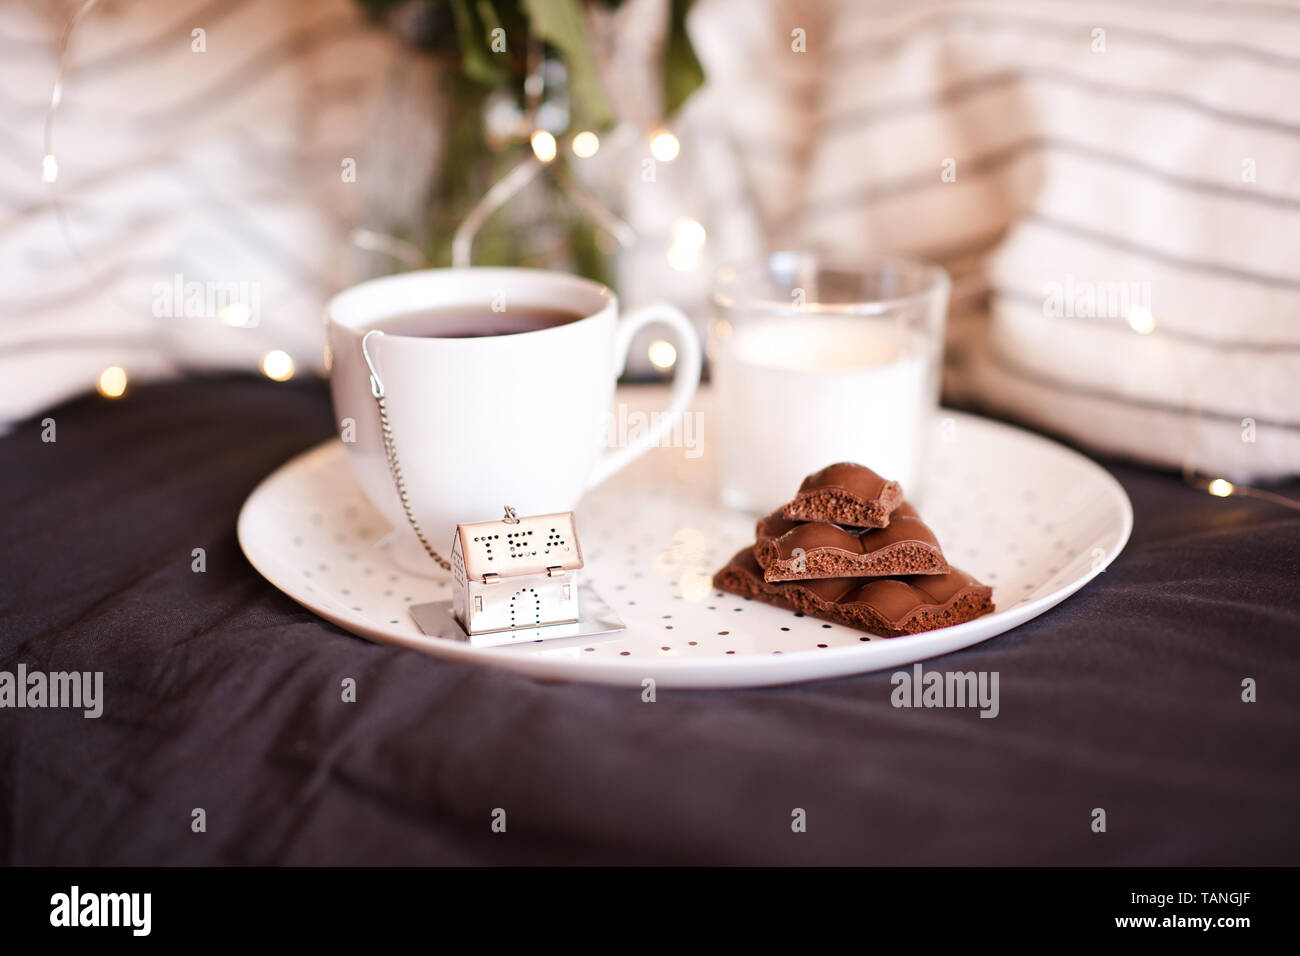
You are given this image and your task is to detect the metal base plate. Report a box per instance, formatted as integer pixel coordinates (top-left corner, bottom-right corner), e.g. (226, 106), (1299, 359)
(410, 582), (627, 648)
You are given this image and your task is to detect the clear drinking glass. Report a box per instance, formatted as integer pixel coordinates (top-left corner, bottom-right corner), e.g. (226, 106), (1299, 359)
(709, 251), (951, 513)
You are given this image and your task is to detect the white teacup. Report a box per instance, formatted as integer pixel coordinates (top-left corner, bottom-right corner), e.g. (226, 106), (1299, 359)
(326, 268), (701, 563)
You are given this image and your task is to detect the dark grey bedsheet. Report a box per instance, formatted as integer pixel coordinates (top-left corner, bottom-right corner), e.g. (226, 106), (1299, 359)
(1, 377), (1297, 865)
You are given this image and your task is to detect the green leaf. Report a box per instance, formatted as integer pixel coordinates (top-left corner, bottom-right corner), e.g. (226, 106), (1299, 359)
(352, 0), (409, 18)
(476, 0), (504, 35)
(662, 0), (703, 116)
(450, 0), (510, 85)
(522, 0), (612, 128)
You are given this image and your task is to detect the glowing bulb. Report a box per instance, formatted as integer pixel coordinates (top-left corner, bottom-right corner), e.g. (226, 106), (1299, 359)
(672, 217), (706, 249)
(571, 131), (600, 158)
(648, 339), (678, 370)
(650, 129), (680, 162)
(261, 349), (295, 381)
(219, 303), (252, 327)
(1208, 478), (1235, 497)
(1127, 305), (1155, 335)
(530, 130), (557, 163)
(41, 154), (58, 183)
(97, 366), (127, 398)
(666, 242), (700, 271)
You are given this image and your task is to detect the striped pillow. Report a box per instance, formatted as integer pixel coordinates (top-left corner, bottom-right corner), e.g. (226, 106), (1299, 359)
(680, 0), (1300, 479)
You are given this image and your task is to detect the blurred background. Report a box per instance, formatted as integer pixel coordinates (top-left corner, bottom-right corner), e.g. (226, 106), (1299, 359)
(3, 0), (1297, 480)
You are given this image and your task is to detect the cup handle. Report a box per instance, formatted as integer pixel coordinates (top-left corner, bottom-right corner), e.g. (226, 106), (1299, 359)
(587, 302), (703, 489)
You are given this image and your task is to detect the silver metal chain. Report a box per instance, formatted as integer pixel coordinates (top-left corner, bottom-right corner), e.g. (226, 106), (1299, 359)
(362, 330), (451, 571)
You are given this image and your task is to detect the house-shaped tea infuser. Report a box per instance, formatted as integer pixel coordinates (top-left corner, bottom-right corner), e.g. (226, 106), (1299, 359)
(450, 508), (583, 634)
(403, 503), (625, 648)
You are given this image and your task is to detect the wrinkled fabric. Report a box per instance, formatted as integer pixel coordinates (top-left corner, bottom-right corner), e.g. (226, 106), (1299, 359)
(1, 378), (1297, 865)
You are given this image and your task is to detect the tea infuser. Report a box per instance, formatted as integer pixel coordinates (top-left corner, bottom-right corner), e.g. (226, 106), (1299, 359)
(359, 327), (452, 571)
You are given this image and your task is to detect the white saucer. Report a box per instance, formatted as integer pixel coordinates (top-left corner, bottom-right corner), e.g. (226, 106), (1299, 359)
(237, 392), (1132, 688)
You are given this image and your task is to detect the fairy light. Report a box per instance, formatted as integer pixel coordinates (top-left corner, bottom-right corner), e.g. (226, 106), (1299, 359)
(41, 154), (59, 183)
(530, 130), (558, 163)
(97, 366), (127, 398)
(1195, 477), (1300, 510)
(571, 131), (599, 158)
(648, 339), (678, 370)
(218, 303), (252, 327)
(650, 129), (680, 162)
(1127, 305), (1155, 335)
(261, 350), (295, 381)
(666, 243), (700, 271)
(1207, 478), (1235, 497)
(672, 217), (706, 249)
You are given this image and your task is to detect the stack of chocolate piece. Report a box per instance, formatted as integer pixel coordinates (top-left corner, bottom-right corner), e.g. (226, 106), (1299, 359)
(713, 463), (995, 637)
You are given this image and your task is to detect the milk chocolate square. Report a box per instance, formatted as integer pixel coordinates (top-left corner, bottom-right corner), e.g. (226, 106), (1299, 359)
(813, 569), (995, 636)
(712, 548), (994, 637)
(780, 462), (904, 527)
(710, 548), (798, 611)
(754, 502), (948, 582)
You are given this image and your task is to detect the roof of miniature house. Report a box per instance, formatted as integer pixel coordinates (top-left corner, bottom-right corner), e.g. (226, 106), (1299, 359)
(456, 512), (583, 580)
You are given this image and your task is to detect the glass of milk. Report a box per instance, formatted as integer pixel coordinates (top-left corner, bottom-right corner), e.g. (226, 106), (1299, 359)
(710, 251), (950, 513)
